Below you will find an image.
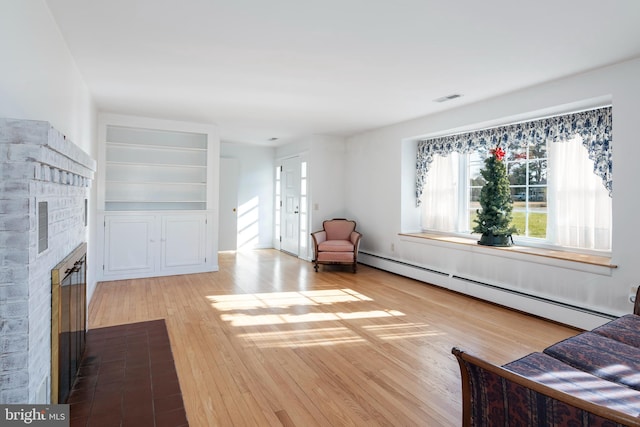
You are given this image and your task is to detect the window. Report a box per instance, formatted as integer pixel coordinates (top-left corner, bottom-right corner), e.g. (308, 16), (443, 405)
(300, 161), (308, 251)
(274, 166), (281, 243)
(417, 107), (612, 252)
(469, 139), (549, 239)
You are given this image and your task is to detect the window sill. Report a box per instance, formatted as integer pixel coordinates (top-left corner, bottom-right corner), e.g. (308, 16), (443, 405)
(398, 232), (616, 270)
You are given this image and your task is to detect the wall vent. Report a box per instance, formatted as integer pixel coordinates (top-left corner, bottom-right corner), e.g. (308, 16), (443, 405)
(38, 201), (48, 253)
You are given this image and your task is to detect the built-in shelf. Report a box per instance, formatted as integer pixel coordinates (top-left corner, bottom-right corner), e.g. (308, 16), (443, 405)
(97, 114), (219, 281)
(104, 202), (207, 211)
(103, 125), (209, 211)
(105, 141), (207, 152)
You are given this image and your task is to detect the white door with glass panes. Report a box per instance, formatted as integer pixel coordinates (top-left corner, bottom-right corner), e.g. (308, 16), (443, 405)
(280, 157), (301, 255)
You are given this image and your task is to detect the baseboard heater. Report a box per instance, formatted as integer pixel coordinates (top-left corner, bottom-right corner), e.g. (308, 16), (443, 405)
(450, 274), (616, 321)
(359, 251), (450, 277)
(359, 251), (616, 328)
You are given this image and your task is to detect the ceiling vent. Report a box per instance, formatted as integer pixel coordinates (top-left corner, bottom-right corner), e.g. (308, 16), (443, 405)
(434, 93), (463, 103)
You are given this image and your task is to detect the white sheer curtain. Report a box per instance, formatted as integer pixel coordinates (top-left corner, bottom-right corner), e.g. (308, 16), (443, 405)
(548, 136), (611, 251)
(420, 153), (459, 232)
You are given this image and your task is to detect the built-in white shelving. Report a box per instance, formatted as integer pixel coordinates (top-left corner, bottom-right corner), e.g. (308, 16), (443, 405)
(97, 114), (220, 280)
(104, 125), (209, 211)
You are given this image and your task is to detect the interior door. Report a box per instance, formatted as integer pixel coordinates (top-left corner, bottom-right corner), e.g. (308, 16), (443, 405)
(219, 158), (239, 251)
(280, 156), (301, 255)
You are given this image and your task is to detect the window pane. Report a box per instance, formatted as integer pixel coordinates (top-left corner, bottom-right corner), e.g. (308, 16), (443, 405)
(470, 187), (481, 203)
(508, 162), (527, 186)
(511, 187), (526, 201)
(508, 146), (527, 162)
(469, 152), (485, 187)
(469, 209), (478, 232)
(529, 187), (546, 203)
(512, 211), (525, 235)
(529, 143), (547, 160)
(528, 159), (547, 185)
(527, 212), (547, 238)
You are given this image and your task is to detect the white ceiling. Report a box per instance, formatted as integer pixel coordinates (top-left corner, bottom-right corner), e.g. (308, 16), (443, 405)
(45, 0), (640, 146)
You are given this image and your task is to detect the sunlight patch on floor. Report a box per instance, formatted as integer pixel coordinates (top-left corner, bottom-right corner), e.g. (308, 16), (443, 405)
(207, 288), (374, 311)
(362, 323), (446, 340)
(219, 309), (405, 327)
(202, 288), (450, 347)
(239, 326), (366, 348)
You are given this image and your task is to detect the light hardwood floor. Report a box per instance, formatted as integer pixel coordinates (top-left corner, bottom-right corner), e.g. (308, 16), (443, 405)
(88, 249), (579, 426)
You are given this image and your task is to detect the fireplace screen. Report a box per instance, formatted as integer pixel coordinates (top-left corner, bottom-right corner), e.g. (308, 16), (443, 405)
(51, 242), (87, 403)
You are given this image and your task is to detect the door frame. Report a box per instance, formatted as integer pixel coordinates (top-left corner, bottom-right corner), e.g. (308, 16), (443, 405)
(219, 157), (239, 251)
(279, 156), (301, 256)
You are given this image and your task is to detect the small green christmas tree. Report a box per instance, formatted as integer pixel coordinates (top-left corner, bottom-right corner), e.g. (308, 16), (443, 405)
(473, 146), (517, 246)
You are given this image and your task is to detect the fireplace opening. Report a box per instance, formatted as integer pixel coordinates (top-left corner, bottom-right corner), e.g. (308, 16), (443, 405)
(51, 242), (87, 403)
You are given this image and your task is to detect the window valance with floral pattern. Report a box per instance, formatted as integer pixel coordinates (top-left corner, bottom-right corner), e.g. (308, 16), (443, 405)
(415, 106), (612, 206)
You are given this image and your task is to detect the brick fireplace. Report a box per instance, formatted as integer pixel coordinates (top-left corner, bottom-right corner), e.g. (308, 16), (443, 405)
(0, 119), (95, 403)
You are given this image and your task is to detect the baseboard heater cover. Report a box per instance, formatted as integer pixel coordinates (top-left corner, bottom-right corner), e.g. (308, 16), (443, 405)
(358, 251), (617, 329)
(359, 251), (449, 277)
(451, 274), (616, 322)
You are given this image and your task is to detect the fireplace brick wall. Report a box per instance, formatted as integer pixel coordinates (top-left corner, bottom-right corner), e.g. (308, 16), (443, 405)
(0, 119), (95, 403)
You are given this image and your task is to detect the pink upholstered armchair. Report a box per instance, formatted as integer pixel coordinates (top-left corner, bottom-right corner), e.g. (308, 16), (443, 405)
(311, 219), (362, 272)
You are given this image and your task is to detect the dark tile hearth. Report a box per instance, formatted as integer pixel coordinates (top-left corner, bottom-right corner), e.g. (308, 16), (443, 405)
(68, 319), (188, 427)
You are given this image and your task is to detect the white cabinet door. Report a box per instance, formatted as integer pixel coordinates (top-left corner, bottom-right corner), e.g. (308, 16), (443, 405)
(100, 213), (214, 281)
(161, 215), (207, 270)
(104, 215), (155, 276)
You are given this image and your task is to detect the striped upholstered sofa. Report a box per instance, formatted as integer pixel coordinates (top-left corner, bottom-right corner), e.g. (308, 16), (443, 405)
(453, 294), (640, 426)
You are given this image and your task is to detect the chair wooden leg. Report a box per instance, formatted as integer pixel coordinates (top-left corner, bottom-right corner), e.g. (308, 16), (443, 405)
(314, 262), (319, 272)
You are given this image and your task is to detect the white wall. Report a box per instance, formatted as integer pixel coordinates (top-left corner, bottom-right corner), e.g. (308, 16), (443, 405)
(0, 2), (97, 295)
(346, 58), (640, 329)
(0, 1), (95, 150)
(221, 142), (275, 249)
(308, 135), (347, 229)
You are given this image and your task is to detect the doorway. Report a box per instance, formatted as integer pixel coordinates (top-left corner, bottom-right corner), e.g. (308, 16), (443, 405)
(280, 156), (301, 255)
(219, 157), (239, 251)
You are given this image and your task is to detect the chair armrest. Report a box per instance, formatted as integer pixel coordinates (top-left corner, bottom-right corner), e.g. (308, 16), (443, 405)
(310, 230), (326, 260)
(350, 231), (362, 254)
(350, 231), (361, 245)
(311, 230), (327, 244)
